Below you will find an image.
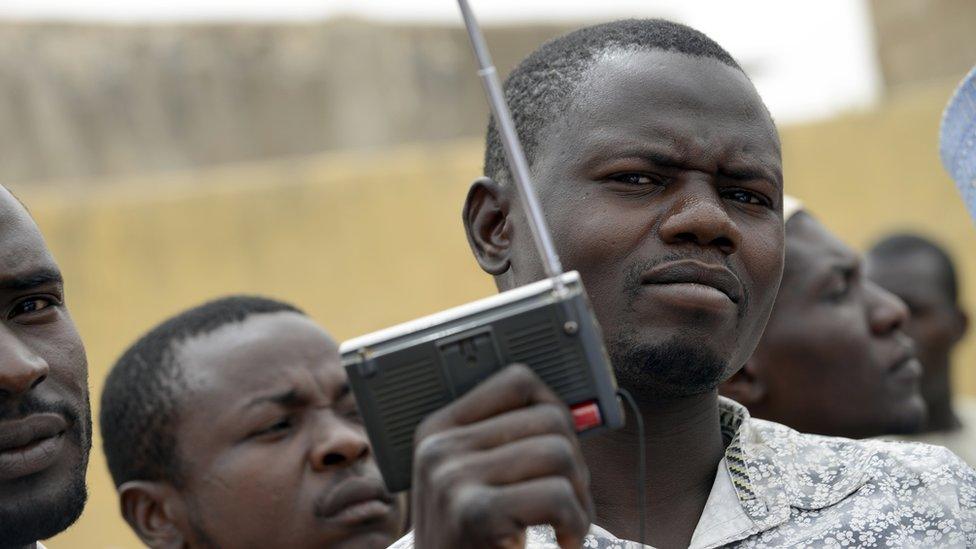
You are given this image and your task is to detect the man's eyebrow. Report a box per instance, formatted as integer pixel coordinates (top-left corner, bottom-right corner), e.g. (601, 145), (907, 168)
(721, 164), (781, 186)
(618, 148), (685, 167)
(0, 268), (63, 292)
(243, 389), (303, 410)
(817, 256), (859, 282)
(580, 145), (685, 170)
(584, 144), (782, 185)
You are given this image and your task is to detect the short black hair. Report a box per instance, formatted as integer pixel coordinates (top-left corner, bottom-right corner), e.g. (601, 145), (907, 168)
(484, 18), (746, 184)
(868, 233), (960, 303)
(100, 295), (304, 488)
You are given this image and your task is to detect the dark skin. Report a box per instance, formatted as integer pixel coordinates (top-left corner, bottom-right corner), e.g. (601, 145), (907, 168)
(119, 312), (403, 549)
(413, 49), (784, 549)
(866, 246), (969, 432)
(0, 187), (91, 547)
(722, 213), (927, 439)
(0, 187), (90, 549)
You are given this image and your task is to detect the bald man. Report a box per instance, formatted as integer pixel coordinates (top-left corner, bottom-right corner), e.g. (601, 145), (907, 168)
(867, 233), (975, 465)
(721, 198), (927, 439)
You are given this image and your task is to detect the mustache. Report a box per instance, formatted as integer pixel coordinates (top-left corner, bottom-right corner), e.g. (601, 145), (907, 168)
(311, 465), (390, 519)
(0, 395), (80, 427)
(624, 253), (749, 314)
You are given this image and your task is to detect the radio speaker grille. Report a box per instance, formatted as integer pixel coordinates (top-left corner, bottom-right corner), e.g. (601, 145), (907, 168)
(373, 358), (450, 452)
(504, 321), (591, 402)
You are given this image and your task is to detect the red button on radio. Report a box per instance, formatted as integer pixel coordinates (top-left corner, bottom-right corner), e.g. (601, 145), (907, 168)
(571, 400), (603, 432)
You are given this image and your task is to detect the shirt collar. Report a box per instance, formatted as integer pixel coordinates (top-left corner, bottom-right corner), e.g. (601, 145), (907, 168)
(716, 397), (870, 529)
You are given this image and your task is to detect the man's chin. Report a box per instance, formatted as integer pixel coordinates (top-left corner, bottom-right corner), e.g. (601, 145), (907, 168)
(326, 528), (400, 549)
(607, 333), (732, 400)
(882, 397), (928, 436)
(0, 466), (87, 546)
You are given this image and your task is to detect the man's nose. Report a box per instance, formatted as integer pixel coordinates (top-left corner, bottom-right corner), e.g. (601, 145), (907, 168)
(308, 419), (371, 472)
(658, 187), (741, 255)
(0, 327), (50, 397)
(867, 280), (910, 337)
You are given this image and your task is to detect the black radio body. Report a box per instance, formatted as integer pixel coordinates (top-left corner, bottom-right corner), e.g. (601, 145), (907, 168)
(342, 271), (623, 492)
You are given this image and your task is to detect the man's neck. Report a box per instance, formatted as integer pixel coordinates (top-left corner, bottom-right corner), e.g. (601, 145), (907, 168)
(922, 359), (962, 433)
(925, 391), (962, 433)
(581, 390), (726, 549)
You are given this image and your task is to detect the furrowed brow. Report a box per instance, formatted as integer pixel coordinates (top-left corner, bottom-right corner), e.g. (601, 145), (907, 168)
(580, 143), (685, 170)
(0, 268), (63, 292)
(721, 164), (781, 186)
(243, 389), (304, 410)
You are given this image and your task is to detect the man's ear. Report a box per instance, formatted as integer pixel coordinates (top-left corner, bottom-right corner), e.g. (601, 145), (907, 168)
(462, 177), (511, 275)
(951, 308), (969, 344)
(119, 481), (188, 549)
(719, 361), (766, 407)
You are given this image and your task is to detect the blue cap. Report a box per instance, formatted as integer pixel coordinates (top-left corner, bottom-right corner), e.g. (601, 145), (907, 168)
(940, 65), (976, 224)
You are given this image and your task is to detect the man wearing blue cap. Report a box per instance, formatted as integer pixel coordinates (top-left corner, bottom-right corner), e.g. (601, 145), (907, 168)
(940, 65), (976, 225)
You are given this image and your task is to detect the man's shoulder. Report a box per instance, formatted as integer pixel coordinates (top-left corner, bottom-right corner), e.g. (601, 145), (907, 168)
(750, 416), (970, 468)
(746, 417), (975, 508)
(387, 526), (631, 549)
(388, 531), (414, 549)
(738, 419), (976, 547)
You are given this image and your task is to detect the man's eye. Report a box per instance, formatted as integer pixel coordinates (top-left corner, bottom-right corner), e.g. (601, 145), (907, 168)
(722, 189), (768, 206)
(9, 297), (57, 319)
(828, 284), (850, 301)
(610, 173), (664, 186)
(342, 408), (364, 424)
(825, 279), (852, 302)
(254, 418), (292, 438)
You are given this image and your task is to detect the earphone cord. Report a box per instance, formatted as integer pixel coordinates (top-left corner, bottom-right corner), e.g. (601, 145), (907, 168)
(616, 388), (646, 547)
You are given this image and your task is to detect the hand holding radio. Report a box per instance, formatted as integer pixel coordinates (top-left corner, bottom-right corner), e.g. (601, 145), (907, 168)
(411, 364), (594, 549)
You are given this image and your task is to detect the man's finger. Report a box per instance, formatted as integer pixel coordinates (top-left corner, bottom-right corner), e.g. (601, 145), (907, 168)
(419, 364), (563, 436)
(433, 402), (577, 453)
(434, 434), (591, 511)
(489, 477), (590, 549)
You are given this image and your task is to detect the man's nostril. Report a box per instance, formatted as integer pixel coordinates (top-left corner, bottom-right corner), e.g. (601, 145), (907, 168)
(322, 453), (346, 466)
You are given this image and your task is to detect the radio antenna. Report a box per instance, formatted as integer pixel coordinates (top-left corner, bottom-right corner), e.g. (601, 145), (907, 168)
(456, 0), (566, 294)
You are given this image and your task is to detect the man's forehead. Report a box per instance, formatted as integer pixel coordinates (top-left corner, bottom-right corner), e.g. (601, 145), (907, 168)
(0, 203), (59, 281)
(548, 49), (781, 175)
(178, 313), (342, 397)
(868, 253), (947, 296)
(785, 214), (856, 276)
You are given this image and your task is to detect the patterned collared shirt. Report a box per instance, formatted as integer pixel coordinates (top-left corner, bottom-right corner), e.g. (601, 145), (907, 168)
(389, 397), (976, 548)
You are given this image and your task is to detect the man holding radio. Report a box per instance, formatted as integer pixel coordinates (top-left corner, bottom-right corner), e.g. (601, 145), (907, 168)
(394, 19), (975, 549)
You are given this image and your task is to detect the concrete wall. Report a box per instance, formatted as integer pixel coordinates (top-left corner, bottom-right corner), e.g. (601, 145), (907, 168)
(870, 0), (976, 92)
(13, 77), (975, 548)
(3, 0), (975, 185)
(0, 21), (572, 185)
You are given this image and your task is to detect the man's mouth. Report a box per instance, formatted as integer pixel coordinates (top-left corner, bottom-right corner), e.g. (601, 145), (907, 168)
(889, 353), (923, 380)
(0, 413), (69, 481)
(640, 260), (743, 304)
(315, 476), (395, 525)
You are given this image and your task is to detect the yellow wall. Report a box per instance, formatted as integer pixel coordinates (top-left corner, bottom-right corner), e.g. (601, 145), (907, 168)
(17, 79), (975, 548)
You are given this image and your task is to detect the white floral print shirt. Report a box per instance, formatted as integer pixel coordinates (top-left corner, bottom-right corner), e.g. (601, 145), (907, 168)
(389, 397), (976, 548)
